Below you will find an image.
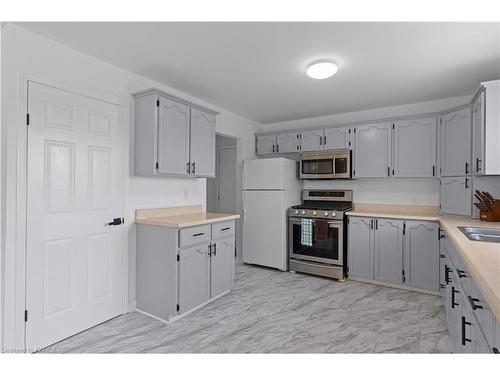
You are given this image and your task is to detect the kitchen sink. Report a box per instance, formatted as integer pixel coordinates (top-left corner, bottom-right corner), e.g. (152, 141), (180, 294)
(458, 226), (500, 243)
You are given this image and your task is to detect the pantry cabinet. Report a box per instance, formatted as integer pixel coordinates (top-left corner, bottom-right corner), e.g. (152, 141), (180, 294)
(393, 117), (437, 177)
(348, 216), (439, 292)
(440, 107), (472, 177)
(353, 123), (392, 178)
(133, 88), (217, 178)
(440, 176), (472, 216)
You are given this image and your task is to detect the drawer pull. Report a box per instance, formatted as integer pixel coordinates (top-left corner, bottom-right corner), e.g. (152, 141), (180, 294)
(221, 227), (231, 231)
(468, 296), (483, 310)
(192, 232), (205, 237)
(457, 269), (467, 278)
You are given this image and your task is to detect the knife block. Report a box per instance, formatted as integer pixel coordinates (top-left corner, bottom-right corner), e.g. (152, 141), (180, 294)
(479, 200), (500, 222)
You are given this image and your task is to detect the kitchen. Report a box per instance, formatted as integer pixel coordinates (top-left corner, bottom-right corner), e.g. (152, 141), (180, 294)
(1, 16), (500, 367)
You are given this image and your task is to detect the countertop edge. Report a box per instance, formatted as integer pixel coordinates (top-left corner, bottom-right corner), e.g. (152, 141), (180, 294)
(438, 218), (500, 322)
(135, 214), (240, 228)
(346, 211), (439, 221)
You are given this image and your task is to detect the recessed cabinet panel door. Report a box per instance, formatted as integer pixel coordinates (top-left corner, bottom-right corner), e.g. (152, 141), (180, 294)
(276, 132), (299, 153)
(472, 92), (485, 176)
(404, 221), (439, 291)
(256, 135), (276, 155)
(374, 219), (404, 284)
(324, 126), (351, 150)
(26, 82), (124, 349)
(354, 123), (392, 178)
(190, 108), (216, 177)
(440, 177), (472, 216)
(300, 130), (324, 152)
(440, 107), (472, 176)
(393, 117), (436, 177)
(178, 243), (211, 314)
(348, 216), (373, 279)
(157, 97), (190, 175)
(210, 237), (234, 297)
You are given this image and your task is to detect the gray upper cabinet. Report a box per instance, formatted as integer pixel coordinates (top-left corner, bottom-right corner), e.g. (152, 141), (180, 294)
(440, 176), (472, 216)
(403, 221), (439, 291)
(190, 108), (216, 177)
(374, 218), (404, 285)
(472, 92), (485, 176)
(133, 88), (217, 178)
(354, 123), (392, 178)
(393, 117), (437, 177)
(348, 216), (373, 279)
(211, 237), (235, 298)
(276, 132), (300, 153)
(256, 134), (276, 155)
(178, 242), (211, 314)
(300, 129), (324, 152)
(440, 107), (472, 177)
(157, 97), (191, 175)
(324, 126), (352, 150)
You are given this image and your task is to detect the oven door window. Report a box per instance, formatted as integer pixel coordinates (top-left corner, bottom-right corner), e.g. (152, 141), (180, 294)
(301, 159), (333, 175)
(291, 219), (341, 263)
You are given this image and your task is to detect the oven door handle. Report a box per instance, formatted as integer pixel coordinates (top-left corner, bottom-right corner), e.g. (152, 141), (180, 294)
(289, 218), (341, 226)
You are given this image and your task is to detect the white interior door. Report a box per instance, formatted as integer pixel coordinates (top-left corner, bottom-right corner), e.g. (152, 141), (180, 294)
(217, 147), (237, 213)
(26, 82), (125, 350)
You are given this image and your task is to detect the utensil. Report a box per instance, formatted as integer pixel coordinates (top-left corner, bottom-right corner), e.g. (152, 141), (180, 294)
(474, 202), (490, 212)
(483, 191), (496, 205)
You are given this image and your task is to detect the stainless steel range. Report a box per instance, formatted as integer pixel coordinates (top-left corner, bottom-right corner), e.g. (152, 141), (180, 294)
(288, 189), (352, 281)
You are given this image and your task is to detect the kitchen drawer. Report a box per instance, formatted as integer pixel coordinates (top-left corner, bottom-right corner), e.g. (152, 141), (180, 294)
(468, 278), (494, 347)
(212, 220), (235, 240)
(179, 225), (211, 248)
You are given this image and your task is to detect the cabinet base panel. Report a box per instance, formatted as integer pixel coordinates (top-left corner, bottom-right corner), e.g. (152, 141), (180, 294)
(349, 277), (440, 296)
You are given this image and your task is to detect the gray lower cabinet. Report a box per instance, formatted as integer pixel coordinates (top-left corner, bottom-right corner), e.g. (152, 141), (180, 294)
(440, 176), (472, 216)
(403, 221), (439, 291)
(348, 216), (439, 292)
(374, 218), (404, 285)
(441, 229), (497, 353)
(136, 219), (235, 321)
(347, 216), (373, 279)
(353, 123), (392, 178)
(178, 242), (211, 314)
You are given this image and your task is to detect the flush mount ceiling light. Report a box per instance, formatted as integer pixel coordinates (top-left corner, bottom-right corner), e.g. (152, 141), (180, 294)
(306, 60), (338, 79)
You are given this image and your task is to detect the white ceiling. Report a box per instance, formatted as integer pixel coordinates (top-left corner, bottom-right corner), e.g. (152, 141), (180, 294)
(17, 22), (500, 124)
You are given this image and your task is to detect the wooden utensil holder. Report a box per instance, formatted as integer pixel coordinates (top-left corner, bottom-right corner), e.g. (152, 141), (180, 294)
(479, 200), (500, 222)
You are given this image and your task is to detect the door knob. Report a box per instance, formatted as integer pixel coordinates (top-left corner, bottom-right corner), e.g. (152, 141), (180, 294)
(106, 217), (124, 226)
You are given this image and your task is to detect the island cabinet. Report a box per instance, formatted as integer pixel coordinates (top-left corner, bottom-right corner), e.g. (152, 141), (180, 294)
(136, 219), (235, 322)
(348, 216), (439, 293)
(440, 230), (498, 353)
(133, 88), (217, 178)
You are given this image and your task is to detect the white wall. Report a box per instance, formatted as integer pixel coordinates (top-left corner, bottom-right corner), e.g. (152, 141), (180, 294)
(262, 96), (472, 206)
(0, 23), (261, 347)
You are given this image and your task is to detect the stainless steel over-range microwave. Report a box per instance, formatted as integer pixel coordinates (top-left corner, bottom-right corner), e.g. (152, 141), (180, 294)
(299, 149), (352, 179)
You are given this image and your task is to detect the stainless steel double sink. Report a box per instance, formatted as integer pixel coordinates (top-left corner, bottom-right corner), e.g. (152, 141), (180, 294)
(458, 226), (500, 243)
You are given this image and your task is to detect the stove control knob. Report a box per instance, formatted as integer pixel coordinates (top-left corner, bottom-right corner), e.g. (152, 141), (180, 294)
(330, 212), (337, 217)
(301, 210), (306, 215)
(312, 211), (317, 216)
(323, 211), (329, 217)
(294, 210), (300, 215)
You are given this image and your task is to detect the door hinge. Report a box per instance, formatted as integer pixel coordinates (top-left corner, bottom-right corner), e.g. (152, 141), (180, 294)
(26, 113), (30, 125)
(176, 304), (180, 312)
(177, 254), (180, 262)
(156, 99), (160, 107)
(24, 310), (28, 322)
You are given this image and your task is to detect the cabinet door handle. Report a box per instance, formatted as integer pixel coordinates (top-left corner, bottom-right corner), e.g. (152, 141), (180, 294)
(323, 135), (327, 145)
(192, 232), (205, 237)
(432, 165), (435, 176)
(451, 286), (459, 308)
(468, 296), (483, 310)
(387, 166), (390, 177)
(213, 242), (217, 256)
(476, 158), (482, 172)
(370, 219), (373, 230)
(221, 227), (231, 231)
(186, 162), (191, 174)
(319, 136), (323, 146)
(444, 265), (451, 284)
(461, 316), (472, 346)
(191, 162), (196, 174)
(464, 178), (469, 189)
(457, 269), (467, 278)
(493, 347), (499, 354)
(208, 243), (212, 256)
(465, 162), (470, 175)
(375, 219), (378, 230)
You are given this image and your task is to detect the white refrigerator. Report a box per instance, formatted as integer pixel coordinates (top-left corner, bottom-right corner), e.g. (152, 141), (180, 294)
(242, 158), (302, 271)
